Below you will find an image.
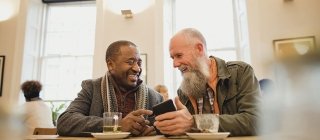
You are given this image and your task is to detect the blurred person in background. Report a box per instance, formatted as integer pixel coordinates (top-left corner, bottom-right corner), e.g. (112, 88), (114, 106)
(259, 79), (275, 95)
(21, 80), (54, 135)
(154, 84), (169, 100)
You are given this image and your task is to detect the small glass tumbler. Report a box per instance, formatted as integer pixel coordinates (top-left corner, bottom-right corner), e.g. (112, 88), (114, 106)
(103, 112), (122, 133)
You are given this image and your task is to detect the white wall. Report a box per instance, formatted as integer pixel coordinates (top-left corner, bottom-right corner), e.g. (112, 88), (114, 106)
(0, 0), (23, 108)
(93, 0), (168, 89)
(93, 0), (175, 96)
(247, 0), (320, 80)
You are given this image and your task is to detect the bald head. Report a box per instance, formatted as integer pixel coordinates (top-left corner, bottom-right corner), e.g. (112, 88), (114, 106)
(170, 28), (207, 50)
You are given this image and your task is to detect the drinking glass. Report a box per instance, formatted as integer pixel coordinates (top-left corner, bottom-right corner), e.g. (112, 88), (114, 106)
(193, 114), (219, 133)
(103, 112), (122, 133)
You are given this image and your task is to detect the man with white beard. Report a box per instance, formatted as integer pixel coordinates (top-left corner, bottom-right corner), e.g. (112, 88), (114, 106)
(154, 28), (261, 136)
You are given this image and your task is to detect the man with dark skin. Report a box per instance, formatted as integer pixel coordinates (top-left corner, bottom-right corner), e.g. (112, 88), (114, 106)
(57, 40), (163, 136)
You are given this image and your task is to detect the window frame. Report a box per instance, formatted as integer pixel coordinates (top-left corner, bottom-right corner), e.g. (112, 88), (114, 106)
(170, 0), (249, 95)
(38, 1), (96, 100)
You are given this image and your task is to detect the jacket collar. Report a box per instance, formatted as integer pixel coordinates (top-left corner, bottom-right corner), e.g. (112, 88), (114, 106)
(209, 56), (231, 81)
(209, 56), (233, 110)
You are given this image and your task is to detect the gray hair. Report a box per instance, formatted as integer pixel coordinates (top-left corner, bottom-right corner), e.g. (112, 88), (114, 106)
(175, 28), (207, 50)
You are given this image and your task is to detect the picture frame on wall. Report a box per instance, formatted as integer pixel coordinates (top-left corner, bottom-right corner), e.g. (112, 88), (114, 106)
(0, 55), (5, 97)
(273, 36), (316, 59)
(140, 53), (147, 84)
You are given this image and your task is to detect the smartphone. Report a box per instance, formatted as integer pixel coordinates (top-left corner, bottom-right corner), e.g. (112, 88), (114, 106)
(152, 99), (177, 136)
(152, 99), (177, 116)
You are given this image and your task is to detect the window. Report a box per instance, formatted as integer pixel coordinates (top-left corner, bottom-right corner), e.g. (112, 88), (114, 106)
(174, 0), (238, 61)
(172, 0), (249, 92)
(40, 2), (96, 100)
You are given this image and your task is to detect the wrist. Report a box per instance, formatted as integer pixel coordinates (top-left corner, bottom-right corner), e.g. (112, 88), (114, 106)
(189, 115), (201, 133)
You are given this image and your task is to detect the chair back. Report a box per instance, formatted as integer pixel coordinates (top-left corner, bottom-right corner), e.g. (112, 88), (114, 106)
(33, 128), (57, 135)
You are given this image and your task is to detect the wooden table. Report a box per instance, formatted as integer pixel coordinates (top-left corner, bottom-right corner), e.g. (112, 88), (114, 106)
(25, 135), (258, 140)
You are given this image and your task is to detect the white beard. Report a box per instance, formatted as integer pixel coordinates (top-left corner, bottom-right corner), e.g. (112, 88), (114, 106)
(180, 57), (210, 98)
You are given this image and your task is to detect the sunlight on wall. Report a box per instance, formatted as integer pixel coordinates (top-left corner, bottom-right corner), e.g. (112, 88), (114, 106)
(0, 0), (17, 22)
(104, 0), (153, 15)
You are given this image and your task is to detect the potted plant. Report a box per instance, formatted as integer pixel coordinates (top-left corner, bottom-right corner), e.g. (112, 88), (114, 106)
(49, 102), (66, 126)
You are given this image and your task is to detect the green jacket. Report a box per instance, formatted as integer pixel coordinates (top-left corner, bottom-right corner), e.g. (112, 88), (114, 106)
(178, 56), (261, 136)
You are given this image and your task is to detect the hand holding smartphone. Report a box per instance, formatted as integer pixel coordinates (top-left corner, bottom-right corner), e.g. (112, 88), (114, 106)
(152, 99), (177, 137)
(152, 99), (177, 116)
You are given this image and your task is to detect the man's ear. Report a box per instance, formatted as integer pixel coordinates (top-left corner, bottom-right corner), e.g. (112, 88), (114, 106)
(195, 43), (205, 56)
(106, 59), (114, 71)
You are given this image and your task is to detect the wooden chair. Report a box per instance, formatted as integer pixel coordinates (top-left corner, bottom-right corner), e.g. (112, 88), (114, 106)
(33, 128), (57, 135)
